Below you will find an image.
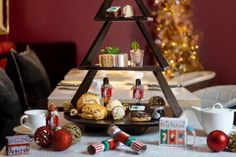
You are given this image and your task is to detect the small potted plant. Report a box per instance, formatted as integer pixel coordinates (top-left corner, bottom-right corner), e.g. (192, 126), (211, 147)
(130, 41), (144, 67)
(99, 46), (128, 67)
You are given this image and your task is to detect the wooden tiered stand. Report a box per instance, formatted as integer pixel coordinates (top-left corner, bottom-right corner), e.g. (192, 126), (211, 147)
(70, 0), (183, 117)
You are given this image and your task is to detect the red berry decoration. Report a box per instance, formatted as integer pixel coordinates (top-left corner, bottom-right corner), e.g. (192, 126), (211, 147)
(34, 126), (54, 148)
(207, 130), (228, 152)
(51, 129), (72, 151)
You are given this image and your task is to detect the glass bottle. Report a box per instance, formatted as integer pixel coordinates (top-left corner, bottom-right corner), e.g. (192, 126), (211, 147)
(101, 77), (113, 106)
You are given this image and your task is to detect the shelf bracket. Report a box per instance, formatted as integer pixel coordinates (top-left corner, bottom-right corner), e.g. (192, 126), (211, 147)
(71, 70), (98, 106)
(152, 70), (183, 117)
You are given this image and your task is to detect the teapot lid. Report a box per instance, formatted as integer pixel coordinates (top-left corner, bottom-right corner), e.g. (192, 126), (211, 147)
(204, 103), (230, 113)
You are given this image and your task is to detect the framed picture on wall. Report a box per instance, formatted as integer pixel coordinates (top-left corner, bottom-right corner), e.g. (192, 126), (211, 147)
(0, 0), (9, 35)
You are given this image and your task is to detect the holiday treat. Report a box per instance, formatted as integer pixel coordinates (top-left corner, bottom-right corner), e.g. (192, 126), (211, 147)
(87, 138), (120, 155)
(70, 108), (78, 117)
(80, 103), (107, 120)
(51, 129), (72, 151)
(63, 101), (73, 113)
(207, 130), (228, 152)
(106, 6), (121, 17)
(112, 106), (125, 120)
(76, 93), (100, 111)
(106, 99), (123, 112)
(148, 96), (165, 107)
(63, 124), (82, 145)
(122, 5), (134, 17)
(107, 125), (147, 154)
(6, 135), (30, 156)
(34, 126), (54, 148)
(129, 111), (151, 122)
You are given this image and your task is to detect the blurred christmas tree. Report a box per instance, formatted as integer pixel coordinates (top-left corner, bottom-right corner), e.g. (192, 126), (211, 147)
(151, 0), (203, 79)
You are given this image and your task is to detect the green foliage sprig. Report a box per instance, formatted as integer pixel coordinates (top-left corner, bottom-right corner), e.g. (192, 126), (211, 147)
(101, 46), (121, 55)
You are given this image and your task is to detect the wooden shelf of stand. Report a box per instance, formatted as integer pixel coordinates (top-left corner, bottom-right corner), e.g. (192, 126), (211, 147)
(95, 16), (153, 21)
(79, 65), (162, 71)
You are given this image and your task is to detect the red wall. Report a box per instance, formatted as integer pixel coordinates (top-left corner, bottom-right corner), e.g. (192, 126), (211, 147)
(2, 0), (236, 85)
(192, 0), (236, 85)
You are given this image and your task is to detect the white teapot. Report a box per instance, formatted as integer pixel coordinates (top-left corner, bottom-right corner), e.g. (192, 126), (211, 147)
(192, 103), (236, 134)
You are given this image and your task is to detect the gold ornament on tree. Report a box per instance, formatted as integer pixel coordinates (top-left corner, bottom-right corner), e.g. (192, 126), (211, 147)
(151, 0), (203, 79)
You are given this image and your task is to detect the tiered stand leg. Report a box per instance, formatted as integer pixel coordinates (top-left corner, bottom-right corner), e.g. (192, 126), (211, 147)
(152, 70), (183, 117)
(71, 70), (98, 106)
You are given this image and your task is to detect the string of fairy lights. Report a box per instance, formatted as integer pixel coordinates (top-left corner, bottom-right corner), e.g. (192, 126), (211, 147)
(151, 0), (203, 79)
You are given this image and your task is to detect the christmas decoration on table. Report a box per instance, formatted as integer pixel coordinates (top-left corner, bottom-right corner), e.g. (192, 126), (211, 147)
(130, 41), (144, 67)
(226, 131), (236, 152)
(46, 103), (61, 130)
(151, 0), (203, 79)
(51, 129), (72, 151)
(107, 124), (147, 154)
(63, 124), (82, 145)
(87, 138), (120, 155)
(207, 130), (228, 152)
(6, 135), (30, 156)
(159, 117), (193, 146)
(34, 126), (54, 148)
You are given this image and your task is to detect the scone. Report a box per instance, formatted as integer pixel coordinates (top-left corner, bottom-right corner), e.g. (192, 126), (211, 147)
(129, 111), (151, 122)
(80, 103), (107, 120)
(76, 93), (100, 111)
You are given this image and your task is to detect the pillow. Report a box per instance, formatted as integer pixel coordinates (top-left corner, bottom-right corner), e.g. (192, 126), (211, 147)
(5, 47), (51, 111)
(0, 68), (22, 149)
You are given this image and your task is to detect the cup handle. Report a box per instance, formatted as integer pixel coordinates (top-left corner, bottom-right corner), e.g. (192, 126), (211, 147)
(20, 115), (31, 130)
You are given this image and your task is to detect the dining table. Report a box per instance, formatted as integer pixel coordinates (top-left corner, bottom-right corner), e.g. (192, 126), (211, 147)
(1, 110), (235, 157)
(2, 69), (235, 156)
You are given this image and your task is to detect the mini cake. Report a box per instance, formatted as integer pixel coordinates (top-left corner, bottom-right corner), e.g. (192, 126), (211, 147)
(129, 111), (151, 122)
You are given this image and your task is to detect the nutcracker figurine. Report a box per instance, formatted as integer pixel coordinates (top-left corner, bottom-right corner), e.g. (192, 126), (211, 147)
(131, 79), (144, 103)
(101, 77), (113, 106)
(46, 103), (60, 130)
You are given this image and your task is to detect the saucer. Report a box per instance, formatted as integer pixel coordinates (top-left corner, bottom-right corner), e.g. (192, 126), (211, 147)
(13, 125), (34, 136)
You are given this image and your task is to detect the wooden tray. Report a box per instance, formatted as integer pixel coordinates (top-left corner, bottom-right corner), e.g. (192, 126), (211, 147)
(64, 113), (159, 135)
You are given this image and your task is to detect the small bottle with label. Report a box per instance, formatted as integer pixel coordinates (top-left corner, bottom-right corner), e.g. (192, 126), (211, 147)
(101, 77), (113, 106)
(131, 79), (144, 103)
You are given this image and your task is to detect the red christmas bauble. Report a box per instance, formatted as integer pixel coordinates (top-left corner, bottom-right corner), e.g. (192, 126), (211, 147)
(207, 130), (228, 152)
(51, 129), (72, 151)
(34, 126), (54, 148)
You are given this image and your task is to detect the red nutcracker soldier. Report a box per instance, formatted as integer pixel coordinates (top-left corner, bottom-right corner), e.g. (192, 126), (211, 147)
(101, 77), (113, 106)
(131, 79), (144, 103)
(46, 103), (60, 130)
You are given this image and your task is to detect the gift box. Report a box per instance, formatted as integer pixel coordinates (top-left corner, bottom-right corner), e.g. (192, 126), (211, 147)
(6, 135), (30, 156)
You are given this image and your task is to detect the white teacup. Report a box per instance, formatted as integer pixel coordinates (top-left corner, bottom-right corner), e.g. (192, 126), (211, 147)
(20, 110), (48, 134)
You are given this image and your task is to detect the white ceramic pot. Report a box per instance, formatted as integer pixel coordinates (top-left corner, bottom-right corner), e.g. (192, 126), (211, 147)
(192, 103), (236, 134)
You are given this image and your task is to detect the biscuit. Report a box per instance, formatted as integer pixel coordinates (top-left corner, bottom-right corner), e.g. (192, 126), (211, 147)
(80, 103), (107, 120)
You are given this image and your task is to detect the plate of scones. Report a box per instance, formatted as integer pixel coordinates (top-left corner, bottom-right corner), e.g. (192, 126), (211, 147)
(64, 93), (164, 135)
